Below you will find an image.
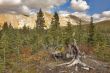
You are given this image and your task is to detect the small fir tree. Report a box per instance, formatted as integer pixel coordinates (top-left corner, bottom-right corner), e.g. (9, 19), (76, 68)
(88, 17), (95, 46)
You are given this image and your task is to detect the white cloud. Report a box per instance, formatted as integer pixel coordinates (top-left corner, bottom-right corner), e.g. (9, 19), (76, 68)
(92, 14), (100, 20)
(72, 11), (110, 23)
(23, 0), (51, 10)
(0, 0), (22, 14)
(72, 12), (90, 21)
(92, 11), (110, 22)
(23, 0), (66, 10)
(51, 0), (66, 5)
(71, 0), (90, 11)
(58, 11), (70, 16)
(102, 11), (110, 18)
(19, 5), (31, 15)
(0, 0), (66, 14)
(0, 0), (21, 7)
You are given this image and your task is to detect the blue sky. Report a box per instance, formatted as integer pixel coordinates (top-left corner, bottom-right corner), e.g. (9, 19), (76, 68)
(87, 0), (110, 15)
(54, 0), (110, 15)
(0, 0), (110, 16)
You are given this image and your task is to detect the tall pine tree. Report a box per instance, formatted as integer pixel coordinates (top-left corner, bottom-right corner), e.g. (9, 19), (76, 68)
(2, 22), (8, 31)
(36, 9), (46, 50)
(78, 19), (82, 43)
(50, 12), (60, 47)
(65, 21), (73, 41)
(36, 9), (45, 30)
(88, 17), (95, 46)
(50, 12), (60, 30)
(0, 25), (2, 39)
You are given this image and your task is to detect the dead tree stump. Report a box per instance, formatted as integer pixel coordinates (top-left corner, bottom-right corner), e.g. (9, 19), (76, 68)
(57, 39), (94, 71)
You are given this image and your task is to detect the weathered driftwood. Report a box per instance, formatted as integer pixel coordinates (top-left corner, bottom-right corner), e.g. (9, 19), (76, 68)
(57, 39), (93, 71)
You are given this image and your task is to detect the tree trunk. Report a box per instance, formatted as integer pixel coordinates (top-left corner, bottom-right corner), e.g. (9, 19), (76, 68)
(57, 39), (93, 71)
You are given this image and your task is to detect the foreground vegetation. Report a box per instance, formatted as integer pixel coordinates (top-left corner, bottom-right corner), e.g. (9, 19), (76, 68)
(0, 9), (110, 73)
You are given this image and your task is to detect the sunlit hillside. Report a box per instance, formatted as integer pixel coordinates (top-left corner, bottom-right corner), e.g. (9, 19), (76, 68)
(0, 13), (83, 29)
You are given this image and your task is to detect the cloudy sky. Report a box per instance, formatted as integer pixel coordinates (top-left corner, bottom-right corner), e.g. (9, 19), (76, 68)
(0, 0), (110, 21)
(58, 0), (110, 22)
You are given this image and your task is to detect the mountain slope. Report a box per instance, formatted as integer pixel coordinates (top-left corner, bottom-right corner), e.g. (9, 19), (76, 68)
(1, 13), (109, 29)
(95, 20), (110, 32)
(0, 13), (79, 29)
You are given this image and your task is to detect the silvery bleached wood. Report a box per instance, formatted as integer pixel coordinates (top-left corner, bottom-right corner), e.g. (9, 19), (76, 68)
(57, 39), (93, 71)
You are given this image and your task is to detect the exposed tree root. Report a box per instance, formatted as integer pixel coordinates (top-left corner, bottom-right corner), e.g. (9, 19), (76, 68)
(57, 56), (94, 71)
(57, 39), (94, 71)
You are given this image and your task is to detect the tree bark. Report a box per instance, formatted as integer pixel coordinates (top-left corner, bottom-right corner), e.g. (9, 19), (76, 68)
(57, 39), (93, 71)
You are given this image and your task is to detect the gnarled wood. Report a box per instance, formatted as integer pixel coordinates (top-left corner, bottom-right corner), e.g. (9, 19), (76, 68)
(57, 39), (93, 71)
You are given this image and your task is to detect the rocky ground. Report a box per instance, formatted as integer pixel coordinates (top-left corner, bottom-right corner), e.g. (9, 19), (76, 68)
(5, 49), (110, 73)
(33, 54), (110, 73)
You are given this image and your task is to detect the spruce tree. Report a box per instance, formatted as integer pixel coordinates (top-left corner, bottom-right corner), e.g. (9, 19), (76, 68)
(50, 12), (60, 30)
(0, 31), (1, 39)
(66, 21), (73, 38)
(3, 22), (8, 31)
(88, 17), (95, 46)
(22, 25), (29, 34)
(0, 22), (9, 72)
(8, 23), (13, 30)
(36, 9), (46, 50)
(64, 21), (73, 45)
(50, 12), (60, 47)
(36, 9), (45, 30)
(78, 19), (82, 43)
